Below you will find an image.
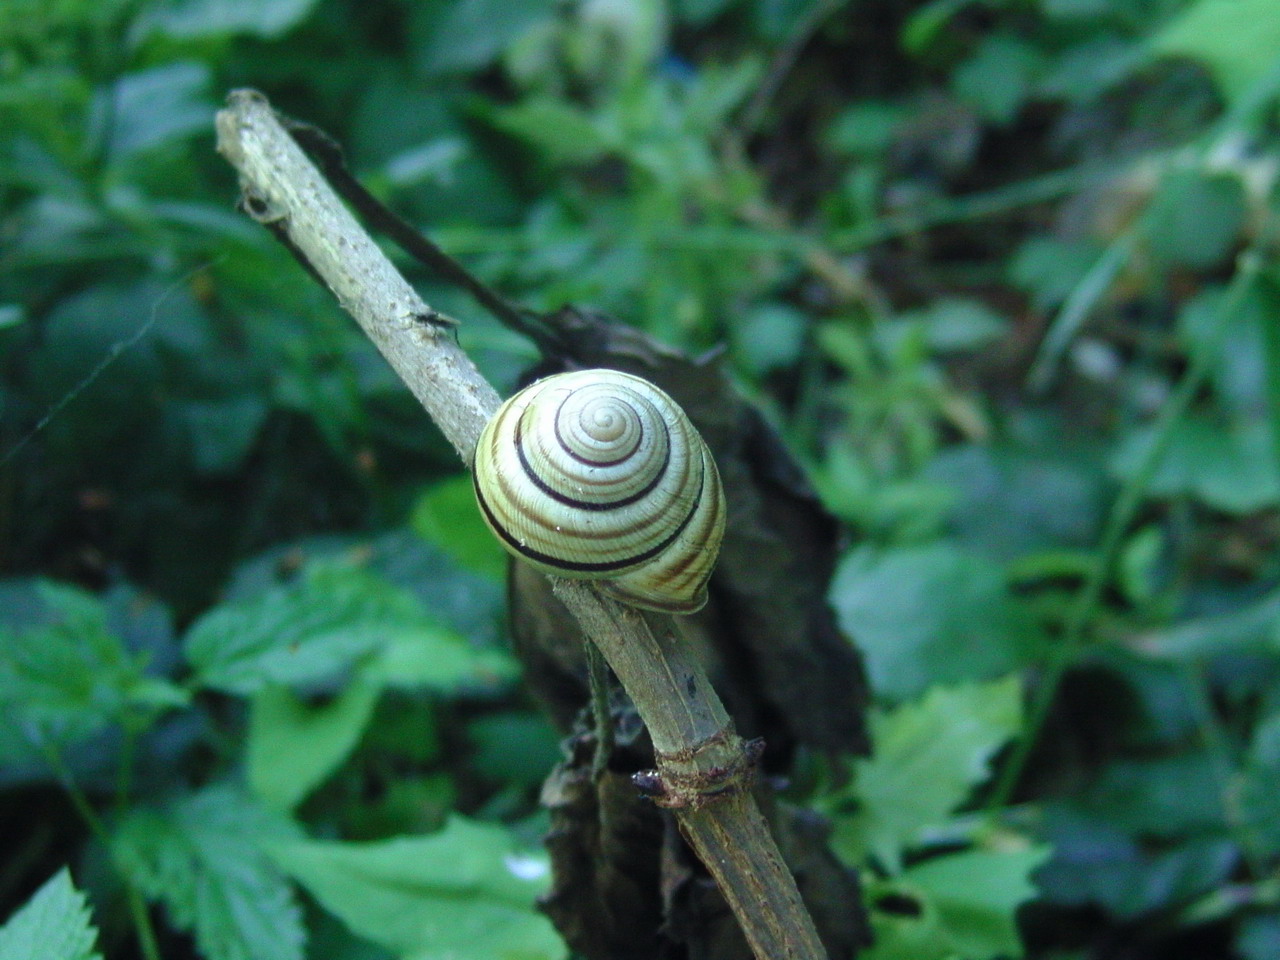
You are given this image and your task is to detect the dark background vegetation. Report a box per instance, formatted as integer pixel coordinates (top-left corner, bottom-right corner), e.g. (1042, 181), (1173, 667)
(2, 0), (1280, 958)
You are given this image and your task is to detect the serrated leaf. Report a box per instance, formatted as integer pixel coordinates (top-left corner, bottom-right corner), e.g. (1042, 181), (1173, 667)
(862, 892), (953, 960)
(247, 681), (381, 812)
(828, 676), (1023, 872)
(0, 581), (187, 755)
(185, 562), (434, 694)
(110, 784), (304, 960)
(270, 817), (565, 960)
(894, 847), (1051, 959)
(0, 869), (102, 960)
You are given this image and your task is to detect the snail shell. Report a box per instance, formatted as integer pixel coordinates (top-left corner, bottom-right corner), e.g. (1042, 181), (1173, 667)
(472, 369), (725, 613)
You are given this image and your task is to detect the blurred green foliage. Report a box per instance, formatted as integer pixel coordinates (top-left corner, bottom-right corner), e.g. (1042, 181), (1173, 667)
(0, 869), (102, 960)
(3, 0), (1280, 958)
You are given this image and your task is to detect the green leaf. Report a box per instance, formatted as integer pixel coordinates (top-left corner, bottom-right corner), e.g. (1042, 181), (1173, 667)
(1238, 914), (1280, 960)
(924, 443), (1104, 561)
(1135, 587), (1280, 659)
(1148, 0), (1280, 106)
(1008, 237), (1103, 312)
(861, 896), (954, 960)
(270, 817), (565, 960)
(414, 0), (557, 75)
(105, 62), (212, 157)
(0, 581), (186, 755)
(828, 676), (1023, 871)
(1239, 712), (1280, 856)
(177, 397), (270, 475)
(1037, 808), (1236, 918)
(366, 621), (518, 693)
(1145, 170), (1247, 270)
(902, 0), (975, 54)
(1118, 525), (1165, 606)
(185, 561), (450, 695)
(466, 712), (563, 788)
(891, 299), (1010, 354)
(952, 34), (1045, 125)
(1262, 274), (1280, 477)
(1110, 416), (1280, 514)
(247, 681), (382, 812)
(0, 869), (102, 960)
(410, 475), (507, 581)
(675, 0), (738, 26)
(110, 784), (304, 960)
(829, 543), (1042, 701)
(0, 305), (24, 329)
(874, 302), (1004, 368)
(1039, 37), (1144, 103)
(870, 849), (1049, 960)
(1026, 231), (1137, 392)
(826, 101), (905, 157)
(138, 0), (322, 40)
(1074, 752), (1227, 837)
(731, 302), (807, 377)
(1178, 281), (1271, 412)
(483, 99), (613, 164)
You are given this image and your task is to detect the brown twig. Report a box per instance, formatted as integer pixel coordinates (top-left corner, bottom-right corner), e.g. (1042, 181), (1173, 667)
(215, 89), (829, 960)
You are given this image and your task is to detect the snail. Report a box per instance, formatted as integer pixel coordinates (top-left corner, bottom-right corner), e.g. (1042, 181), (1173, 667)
(472, 369), (726, 613)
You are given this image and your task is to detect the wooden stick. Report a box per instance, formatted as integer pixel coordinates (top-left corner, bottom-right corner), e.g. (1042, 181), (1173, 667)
(215, 89), (829, 960)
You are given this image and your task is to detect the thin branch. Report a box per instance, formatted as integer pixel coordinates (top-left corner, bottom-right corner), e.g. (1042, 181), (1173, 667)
(215, 89), (829, 960)
(279, 116), (568, 352)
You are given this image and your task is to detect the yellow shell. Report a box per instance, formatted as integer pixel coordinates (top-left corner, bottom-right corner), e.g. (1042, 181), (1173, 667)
(472, 369), (725, 613)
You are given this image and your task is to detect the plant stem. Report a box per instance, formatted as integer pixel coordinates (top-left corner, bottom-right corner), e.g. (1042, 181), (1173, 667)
(559, 585), (829, 960)
(35, 737), (163, 960)
(1026, 227), (1139, 392)
(988, 250), (1264, 813)
(1180, 661), (1269, 877)
(216, 89), (829, 960)
(125, 886), (164, 960)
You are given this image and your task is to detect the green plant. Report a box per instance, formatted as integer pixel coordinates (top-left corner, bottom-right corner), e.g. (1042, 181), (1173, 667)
(5, 0), (1280, 957)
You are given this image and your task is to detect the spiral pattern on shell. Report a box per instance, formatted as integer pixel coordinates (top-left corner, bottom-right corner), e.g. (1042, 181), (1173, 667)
(472, 369), (725, 613)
